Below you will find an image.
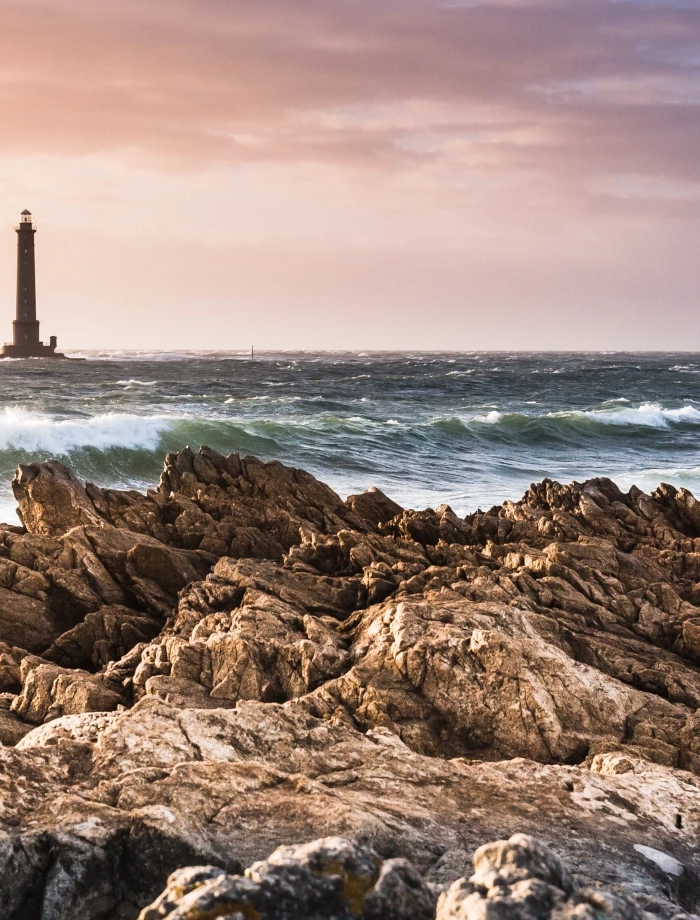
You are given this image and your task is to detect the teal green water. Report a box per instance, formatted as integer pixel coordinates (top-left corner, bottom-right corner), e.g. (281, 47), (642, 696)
(0, 350), (699, 522)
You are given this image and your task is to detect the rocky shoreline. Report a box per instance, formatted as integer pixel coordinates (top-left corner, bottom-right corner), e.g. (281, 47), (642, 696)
(0, 447), (699, 917)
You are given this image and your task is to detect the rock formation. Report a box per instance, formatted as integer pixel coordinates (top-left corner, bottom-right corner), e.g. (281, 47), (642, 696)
(137, 832), (647, 920)
(1, 449), (700, 918)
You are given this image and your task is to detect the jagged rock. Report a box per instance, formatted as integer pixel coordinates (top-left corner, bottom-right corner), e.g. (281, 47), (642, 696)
(43, 605), (160, 670)
(2, 452), (700, 916)
(11, 656), (123, 724)
(141, 833), (649, 920)
(131, 573), (350, 707)
(13, 460), (105, 536)
(346, 486), (404, 528)
(0, 524), (214, 682)
(436, 834), (644, 919)
(0, 696), (694, 917)
(72, 525), (215, 617)
(13, 450), (375, 559)
(0, 586), (55, 652)
(137, 836), (435, 920)
(294, 587), (698, 764)
(138, 832), (656, 920)
(0, 643), (21, 693)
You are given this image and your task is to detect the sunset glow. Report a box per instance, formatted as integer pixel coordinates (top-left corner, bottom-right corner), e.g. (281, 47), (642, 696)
(0, 0), (698, 349)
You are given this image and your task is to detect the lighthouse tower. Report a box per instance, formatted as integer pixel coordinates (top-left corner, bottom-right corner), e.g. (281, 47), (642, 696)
(2, 210), (63, 358)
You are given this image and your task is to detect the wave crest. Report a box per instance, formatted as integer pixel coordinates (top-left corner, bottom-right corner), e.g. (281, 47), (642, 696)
(0, 400), (696, 480)
(561, 403), (700, 428)
(0, 409), (175, 454)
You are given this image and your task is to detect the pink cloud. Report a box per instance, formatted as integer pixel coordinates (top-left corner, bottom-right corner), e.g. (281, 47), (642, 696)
(0, 0), (698, 349)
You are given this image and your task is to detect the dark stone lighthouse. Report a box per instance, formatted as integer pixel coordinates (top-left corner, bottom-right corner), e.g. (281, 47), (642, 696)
(1, 210), (63, 358)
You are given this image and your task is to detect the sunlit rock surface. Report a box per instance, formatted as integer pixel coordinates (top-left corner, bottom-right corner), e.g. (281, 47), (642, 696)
(1, 450), (700, 917)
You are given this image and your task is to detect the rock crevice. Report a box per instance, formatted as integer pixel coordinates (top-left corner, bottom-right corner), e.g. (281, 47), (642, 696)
(0, 450), (699, 917)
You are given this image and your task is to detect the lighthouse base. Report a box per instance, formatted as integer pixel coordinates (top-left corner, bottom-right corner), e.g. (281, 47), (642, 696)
(1, 342), (65, 358)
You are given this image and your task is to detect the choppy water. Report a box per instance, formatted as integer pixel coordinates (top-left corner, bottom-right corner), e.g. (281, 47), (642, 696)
(0, 351), (699, 524)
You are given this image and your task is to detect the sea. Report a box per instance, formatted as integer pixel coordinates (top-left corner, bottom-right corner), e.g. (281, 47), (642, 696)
(0, 351), (699, 525)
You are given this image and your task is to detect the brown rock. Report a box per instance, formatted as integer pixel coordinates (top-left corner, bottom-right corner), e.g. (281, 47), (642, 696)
(1, 453), (700, 917)
(346, 486), (404, 529)
(137, 836), (436, 920)
(437, 834), (643, 919)
(13, 460), (105, 536)
(0, 709), (32, 745)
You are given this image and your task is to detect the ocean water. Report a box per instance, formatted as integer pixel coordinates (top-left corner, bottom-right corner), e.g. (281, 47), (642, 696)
(0, 351), (699, 524)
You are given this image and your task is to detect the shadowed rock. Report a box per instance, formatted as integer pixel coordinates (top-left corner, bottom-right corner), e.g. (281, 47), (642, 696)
(0, 451), (698, 918)
(137, 833), (651, 920)
(138, 836), (436, 920)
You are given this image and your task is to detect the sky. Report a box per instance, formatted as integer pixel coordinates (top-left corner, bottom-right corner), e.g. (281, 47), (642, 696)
(0, 0), (698, 350)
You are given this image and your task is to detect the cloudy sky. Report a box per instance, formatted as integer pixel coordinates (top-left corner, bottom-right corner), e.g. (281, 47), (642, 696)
(0, 0), (697, 349)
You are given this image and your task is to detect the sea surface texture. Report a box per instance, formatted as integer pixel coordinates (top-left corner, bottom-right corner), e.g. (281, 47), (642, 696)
(0, 350), (698, 524)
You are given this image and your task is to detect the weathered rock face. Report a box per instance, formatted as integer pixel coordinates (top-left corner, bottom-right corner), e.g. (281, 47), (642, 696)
(436, 833), (647, 920)
(13, 448), (373, 557)
(3, 698), (700, 919)
(13, 460), (105, 536)
(138, 835), (437, 920)
(2, 450), (700, 918)
(138, 832), (648, 920)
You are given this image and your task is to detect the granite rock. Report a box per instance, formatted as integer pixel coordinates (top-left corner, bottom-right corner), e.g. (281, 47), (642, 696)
(0, 452), (698, 918)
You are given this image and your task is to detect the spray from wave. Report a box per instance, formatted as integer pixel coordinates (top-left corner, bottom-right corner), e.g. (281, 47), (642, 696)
(116, 379), (158, 389)
(557, 403), (700, 428)
(0, 352), (698, 522)
(0, 401), (698, 463)
(0, 408), (176, 455)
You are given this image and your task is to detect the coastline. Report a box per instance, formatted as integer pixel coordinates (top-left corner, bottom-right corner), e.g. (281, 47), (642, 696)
(0, 447), (697, 916)
(0, 352), (699, 527)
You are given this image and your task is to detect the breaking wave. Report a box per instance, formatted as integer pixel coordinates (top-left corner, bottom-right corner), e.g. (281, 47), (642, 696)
(0, 408), (176, 455)
(427, 403), (700, 437)
(0, 401), (697, 463)
(0, 400), (700, 485)
(560, 403), (700, 428)
(116, 379), (159, 389)
(0, 352), (699, 521)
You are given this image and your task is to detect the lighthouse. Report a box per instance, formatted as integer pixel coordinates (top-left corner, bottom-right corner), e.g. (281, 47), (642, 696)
(1, 210), (64, 358)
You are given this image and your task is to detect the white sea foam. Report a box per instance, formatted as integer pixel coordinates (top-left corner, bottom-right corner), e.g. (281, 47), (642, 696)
(0, 408), (176, 454)
(68, 350), (257, 363)
(472, 411), (503, 424)
(426, 403), (700, 431)
(614, 463), (700, 493)
(225, 395), (304, 405)
(116, 379), (158, 388)
(567, 402), (700, 427)
(0, 494), (19, 525)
